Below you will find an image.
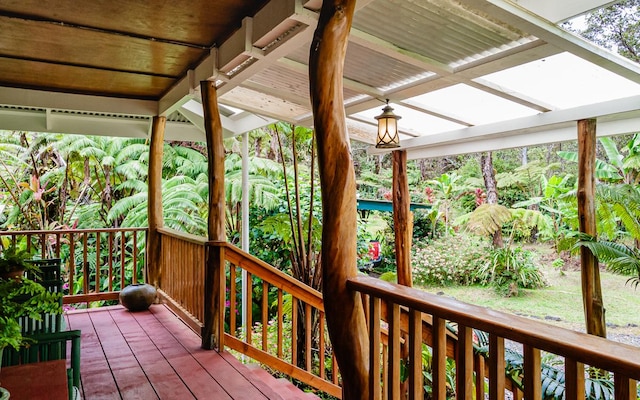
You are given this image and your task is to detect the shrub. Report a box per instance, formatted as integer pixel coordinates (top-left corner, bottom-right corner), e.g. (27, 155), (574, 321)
(412, 234), (491, 286)
(476, 245), (546, 296)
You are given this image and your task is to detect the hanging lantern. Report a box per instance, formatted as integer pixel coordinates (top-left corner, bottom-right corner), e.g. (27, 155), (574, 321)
(375, 99), (401, 148)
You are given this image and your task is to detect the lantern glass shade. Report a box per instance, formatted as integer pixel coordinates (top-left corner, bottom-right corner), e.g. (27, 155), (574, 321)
(375, 102), (401, 148)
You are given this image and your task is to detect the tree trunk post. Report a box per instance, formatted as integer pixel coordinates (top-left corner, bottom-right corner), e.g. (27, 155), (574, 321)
(393, 150), (412, 287)
(481, 152), (503, 248)
(147, 116), (165, 288)
(201, 80), (227, 350)
(309, 1), (369, 398)
(577, 118), (607, 338)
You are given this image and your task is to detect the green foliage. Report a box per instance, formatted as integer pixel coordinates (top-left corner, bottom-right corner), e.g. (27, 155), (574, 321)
(578, 0), (640, 63)
(0, 277), (62, 350)
(412, 234), (491, 286)
(476, 245), (546, 295)
(0, 244), (37, 273)
(576, 237), (640, 287)
(465, 204), (512, 236)
(499, 348), (617, 400)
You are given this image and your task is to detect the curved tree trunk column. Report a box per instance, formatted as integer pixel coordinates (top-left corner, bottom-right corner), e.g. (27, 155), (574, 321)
(481, 152), (503, 248)
(577, 118), (606, 338)
(393, 150), (412, 287)
(309, 1), (369, 398)
(393, 149), (412, 398)
(147, 116), (166, 287)
(201, 80), (226, 350)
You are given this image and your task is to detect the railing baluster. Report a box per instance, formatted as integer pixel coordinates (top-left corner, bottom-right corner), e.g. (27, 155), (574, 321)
(369, 297), (381, 400)
(95, 232), (101, 298)
(305, 303), (312, 372)
(277, 289), (283, 359)
(262, 280), (269, 352)
(475, 352), (485, 400)
(408, 309), (422, 400)
(230, 264), (237, 335)
(245, 271), (253, 346)
(132, 230), (138, 283)
(456, 323), (474, 399)
(82, 232), (89, 297)
(614, 374), (637, 400)
(382, 342), (388, 400)
(432, 316), (447, 400)
(55, 233), (61, 257)
(564, 359), (584, 400)
(319, 310), (325, 379)
(523, 345), (541, 400)
(68, 232), (75, 297)
(108, 231), (114, 292)
(292, 297), (298, 366)
(387, 301), (400, 400)
(119, 231), (125, 289)
(489, 335), (505, 400)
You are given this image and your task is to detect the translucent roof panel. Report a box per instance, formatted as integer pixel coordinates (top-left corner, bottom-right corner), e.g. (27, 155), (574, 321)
(408, 84), (540, 125)
(352, 104), (466, 137)
(477, 52), (640, 109)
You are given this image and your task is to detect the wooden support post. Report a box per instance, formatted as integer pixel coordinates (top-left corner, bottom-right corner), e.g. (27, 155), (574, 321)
(309, 1), (369, 398)
(147, 116), (166, 287)
(577, 118), (607, 338)
(393, 150), (412, 287)
(201, 80), (226, 350)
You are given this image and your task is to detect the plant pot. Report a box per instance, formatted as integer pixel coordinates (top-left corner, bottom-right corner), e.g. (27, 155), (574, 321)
(0, 269), (24, 281)
(0, 347), (8, 399)
(119, 284), (156, 312)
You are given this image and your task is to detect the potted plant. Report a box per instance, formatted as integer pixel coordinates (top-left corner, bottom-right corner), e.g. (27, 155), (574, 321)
(0, 276), (62, 395)
(0, 245), (39, 280)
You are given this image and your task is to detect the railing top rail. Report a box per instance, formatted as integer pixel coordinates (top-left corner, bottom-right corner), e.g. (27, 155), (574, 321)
(0, 227), (148, 235)
(348, 275), (640, 380)
(157, 227), (208, 245)
(209, 241), (324, 311)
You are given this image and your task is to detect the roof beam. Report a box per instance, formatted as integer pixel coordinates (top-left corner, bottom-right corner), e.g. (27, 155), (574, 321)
(375, 94), (640, 157)
(513, 0), (620, 23)
(460, 0), (640, 84)
(404, 114), (640, 159)
(0, 87), (156, 116)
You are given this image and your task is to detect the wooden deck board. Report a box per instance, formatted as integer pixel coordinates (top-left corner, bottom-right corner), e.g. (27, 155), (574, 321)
(65, 305), (291, 400)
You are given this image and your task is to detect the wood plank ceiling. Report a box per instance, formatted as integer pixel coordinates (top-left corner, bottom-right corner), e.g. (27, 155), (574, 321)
(0, 1), (267, 99)
(0, 0), (639, 157)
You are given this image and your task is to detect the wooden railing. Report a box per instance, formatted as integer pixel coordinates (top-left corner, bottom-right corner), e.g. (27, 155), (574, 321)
(348, 275), (640, 400)
(156, 227), (206, 333)
(155, 229), (342, 397)
(212, 241), (342, 398)
(0, 228), (147, 305)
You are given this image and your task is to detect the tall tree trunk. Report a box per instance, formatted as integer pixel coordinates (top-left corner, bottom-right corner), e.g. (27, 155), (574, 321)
(147, 116), (166, 288)
(481, 152), (503, 248)
(309, 1), (369, 398)
(577, 119), (607, 338)
(201, 81), (226, 351)
(393, 150), (412, 287)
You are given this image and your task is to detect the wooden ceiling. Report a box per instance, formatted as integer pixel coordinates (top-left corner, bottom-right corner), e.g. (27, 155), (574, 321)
(0, 0), (268, 99)
(0, 0), (639, 156)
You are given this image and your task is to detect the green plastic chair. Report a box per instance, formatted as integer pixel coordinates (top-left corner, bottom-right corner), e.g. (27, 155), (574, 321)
(1, 330), (82, 400)
(23, 258), (64, 333)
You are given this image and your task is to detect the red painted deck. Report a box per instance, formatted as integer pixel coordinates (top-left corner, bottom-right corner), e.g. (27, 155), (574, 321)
(65, 305), (319, 400)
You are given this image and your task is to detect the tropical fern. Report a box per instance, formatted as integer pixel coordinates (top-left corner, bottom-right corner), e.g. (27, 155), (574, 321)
(465, 204), (512, 236)
(577, 238), (640, 287)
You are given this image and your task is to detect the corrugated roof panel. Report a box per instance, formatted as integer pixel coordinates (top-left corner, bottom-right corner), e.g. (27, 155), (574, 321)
(344, 42), (435, 91)
(221, 87), (309, 120)
(478, 52), (640, 109)
(354, 0), (530, 65)
(248, 64), (309, 100)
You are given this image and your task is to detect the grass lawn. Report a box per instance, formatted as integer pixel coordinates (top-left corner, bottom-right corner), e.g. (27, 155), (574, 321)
(419, 259), (640, 336)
